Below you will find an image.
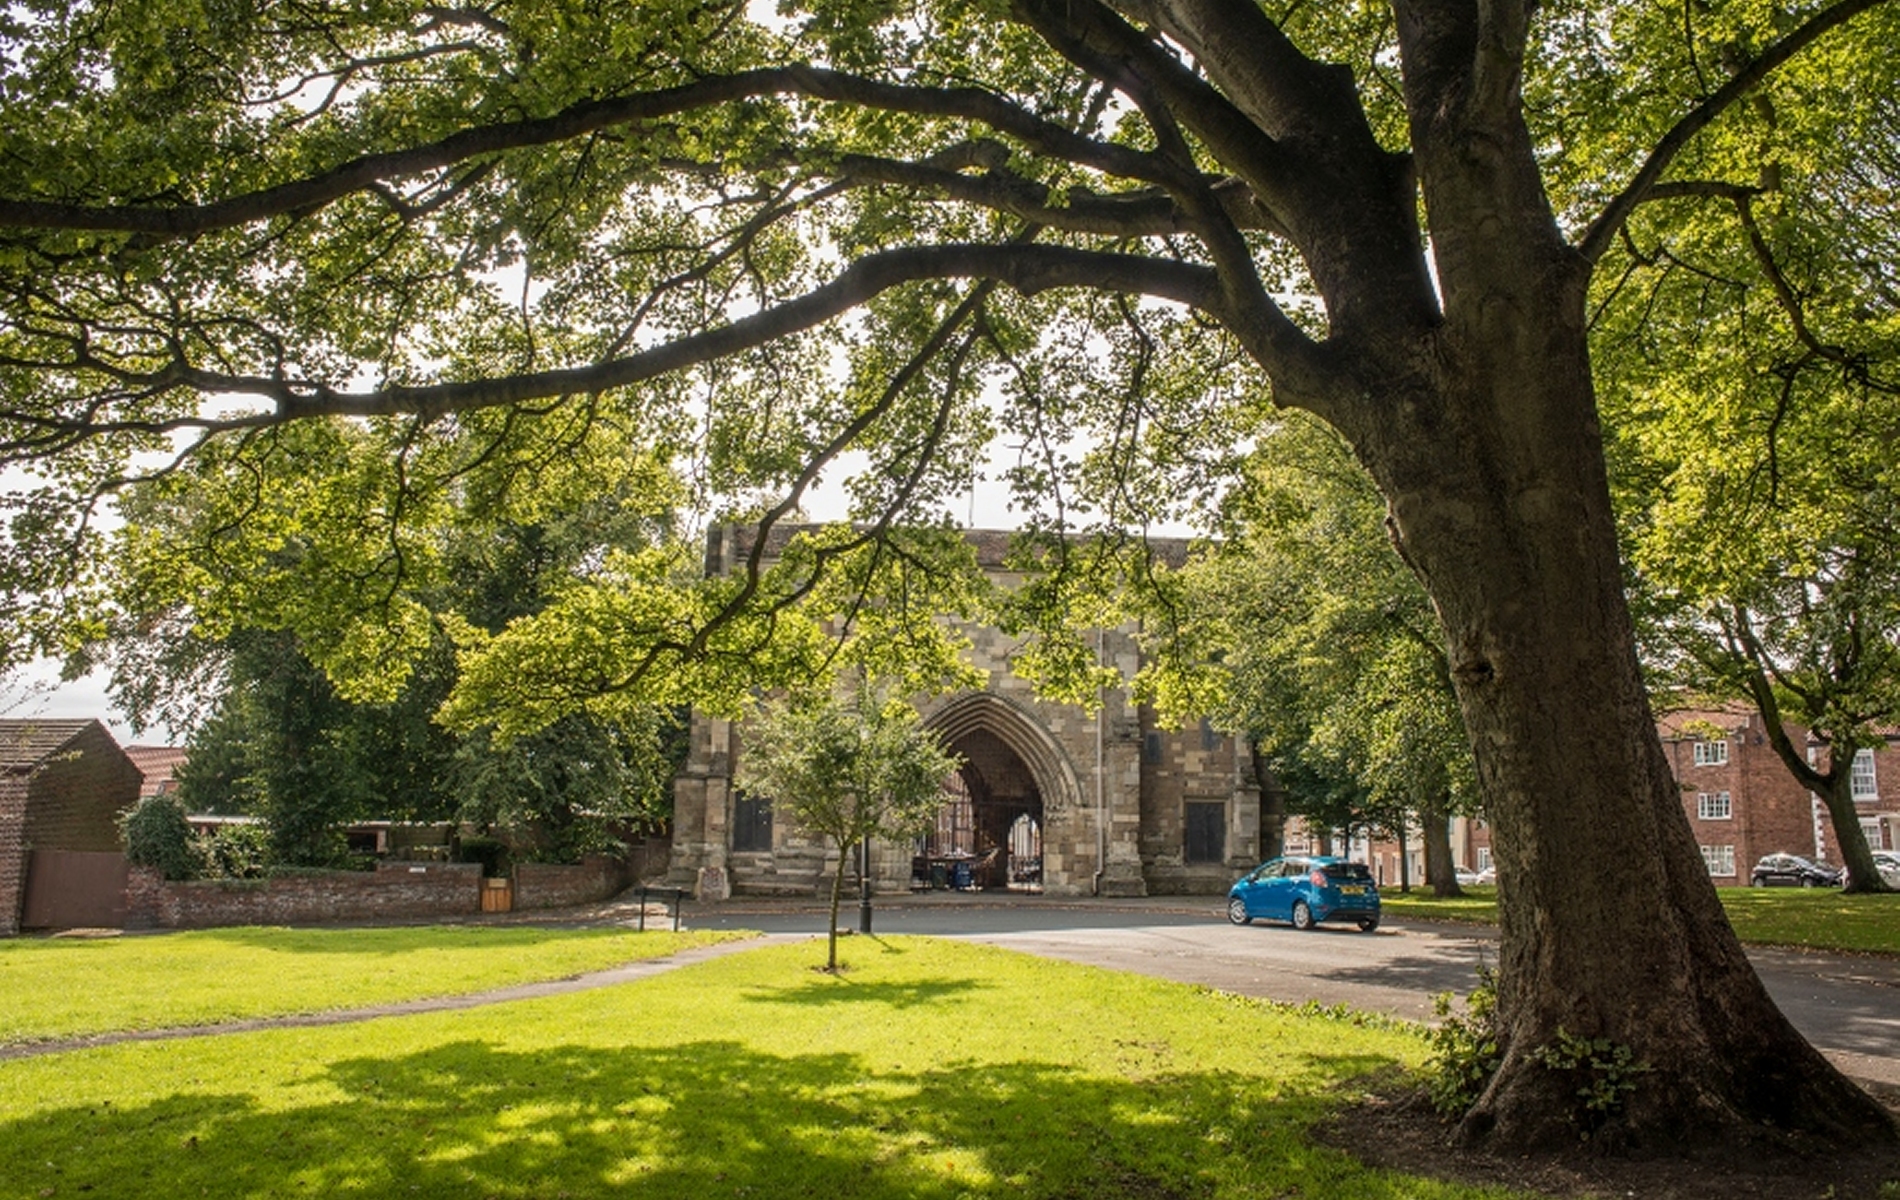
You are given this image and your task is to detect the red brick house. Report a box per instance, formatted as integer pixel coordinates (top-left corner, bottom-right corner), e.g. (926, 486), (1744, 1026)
(1324, 707), (1899, 890)
(126, 744), (189, 799)
(1660, 708), (1900, 884)
(0, 719), (142, 934)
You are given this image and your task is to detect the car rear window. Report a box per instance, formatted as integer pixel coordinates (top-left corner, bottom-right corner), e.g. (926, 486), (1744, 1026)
(1322, 863), (1373, 882)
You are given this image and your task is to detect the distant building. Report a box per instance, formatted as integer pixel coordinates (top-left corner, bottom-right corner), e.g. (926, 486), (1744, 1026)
(126, 744), (189, 799)
(0, 719), (141, 934)
(1660, 708), (1900, 884)
(1385, 709), (1900, 891)
(667, 526), (1263, 899)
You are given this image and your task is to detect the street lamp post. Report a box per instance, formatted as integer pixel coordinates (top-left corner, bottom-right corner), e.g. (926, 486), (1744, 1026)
(858, 836), (874, 934)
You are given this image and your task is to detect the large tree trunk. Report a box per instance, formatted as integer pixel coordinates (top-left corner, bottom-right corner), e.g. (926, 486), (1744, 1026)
(1746, 690), (1891, 894)
(1346, 285), (1893, 1151)
(1420, 792), (1461, 898)
(1252, 743), (1286, 860)
(1819, 766), (1892, 895)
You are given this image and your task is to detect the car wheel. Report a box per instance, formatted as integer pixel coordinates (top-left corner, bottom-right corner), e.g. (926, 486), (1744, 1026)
(1227, 897), (1252, 925)
(1291, 900), (1315, 931)
(1802, 877), (1816, 888)
(1751, 877), (1764, 887)
(1357, 918), (1379, 933)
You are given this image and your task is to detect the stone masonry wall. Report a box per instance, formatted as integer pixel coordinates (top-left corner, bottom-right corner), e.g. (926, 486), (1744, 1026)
(672, 525), (1259, 900)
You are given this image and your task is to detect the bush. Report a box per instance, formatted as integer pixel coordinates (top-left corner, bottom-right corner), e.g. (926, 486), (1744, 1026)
(1528, 1027), (1650, 1130)
(1424, 965), (1501, 1117)
(120, 794), (201, 881)
(192, 822), (270, 880)
(456, 835), (511, 878)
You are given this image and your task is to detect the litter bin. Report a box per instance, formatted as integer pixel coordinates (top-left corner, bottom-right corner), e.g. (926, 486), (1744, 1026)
(481, 877), (513, 913)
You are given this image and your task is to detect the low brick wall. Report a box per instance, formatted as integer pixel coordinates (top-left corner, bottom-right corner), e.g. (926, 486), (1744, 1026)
(514, 855), (635, 910)
(126, 861), (483, 930)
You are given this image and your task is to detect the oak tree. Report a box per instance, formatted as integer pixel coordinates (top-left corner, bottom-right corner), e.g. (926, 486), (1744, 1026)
(1, 0), (1896, 1152)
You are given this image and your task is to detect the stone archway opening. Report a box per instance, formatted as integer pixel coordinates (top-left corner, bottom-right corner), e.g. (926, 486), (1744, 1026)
(915, 727), (1045, 892)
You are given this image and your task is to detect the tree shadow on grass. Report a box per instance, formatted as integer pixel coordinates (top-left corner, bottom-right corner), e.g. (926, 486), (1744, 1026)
(0, 1039), (1456, 1199)
(179, 925), (646, 956)
(744, 974), (992, 1009)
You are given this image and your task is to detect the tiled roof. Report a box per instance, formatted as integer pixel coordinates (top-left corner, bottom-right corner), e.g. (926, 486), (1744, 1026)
(1656, 707), (1900, 745)
(1655, 706), (1753, 740)
(125, 745), (189, 796)
(0, 718), (105, 770)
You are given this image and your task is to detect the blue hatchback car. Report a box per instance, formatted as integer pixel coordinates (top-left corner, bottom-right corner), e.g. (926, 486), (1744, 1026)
(1227, 855), (1381, 932)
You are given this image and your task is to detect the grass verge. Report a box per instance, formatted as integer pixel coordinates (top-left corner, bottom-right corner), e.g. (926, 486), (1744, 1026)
(0, 925), (749, 1045)
(1379, 886), (1900, 955)
(0, 937), (1524, 1200)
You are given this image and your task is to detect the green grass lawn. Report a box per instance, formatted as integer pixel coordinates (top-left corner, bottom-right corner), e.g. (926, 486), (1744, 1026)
(0, 925), (748, 1045)
(0, 936), (1524, 1200)
(1380, 886), (1900, 955)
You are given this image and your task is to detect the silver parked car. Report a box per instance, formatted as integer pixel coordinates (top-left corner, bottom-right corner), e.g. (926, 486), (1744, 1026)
(1869, 851), (1900, 889)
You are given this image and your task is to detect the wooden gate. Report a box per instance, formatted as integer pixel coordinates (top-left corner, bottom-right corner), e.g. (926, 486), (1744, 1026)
(20, 849), (129, 930)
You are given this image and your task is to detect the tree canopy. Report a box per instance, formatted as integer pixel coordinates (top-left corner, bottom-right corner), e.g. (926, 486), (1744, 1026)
(3, 0), (1897, 1155)
(1132, 414), (1477, 890)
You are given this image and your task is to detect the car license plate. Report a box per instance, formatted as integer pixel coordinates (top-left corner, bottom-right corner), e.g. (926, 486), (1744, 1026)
(1339, 885), (1365, 896)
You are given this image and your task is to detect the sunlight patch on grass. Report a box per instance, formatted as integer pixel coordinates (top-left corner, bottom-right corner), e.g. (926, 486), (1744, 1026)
(1714, 887), (1900, 954)
(0, 924), (750, 1044)
(1381, 886), (1900, 955)
(0, 937), (1533, 1199)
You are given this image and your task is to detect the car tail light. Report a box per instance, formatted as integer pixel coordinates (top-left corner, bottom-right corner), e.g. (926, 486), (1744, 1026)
(1310, 868), (1329, 888)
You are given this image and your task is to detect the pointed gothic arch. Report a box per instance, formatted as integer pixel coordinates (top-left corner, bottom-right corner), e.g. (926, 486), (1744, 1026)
(921, 690), (1086, 820)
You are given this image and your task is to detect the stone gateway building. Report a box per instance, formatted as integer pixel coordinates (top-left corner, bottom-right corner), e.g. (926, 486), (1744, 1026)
(667, 526), (1264, 900)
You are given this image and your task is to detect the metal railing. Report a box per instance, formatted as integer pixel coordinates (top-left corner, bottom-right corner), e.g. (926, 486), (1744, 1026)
(635, 885), (687, 932)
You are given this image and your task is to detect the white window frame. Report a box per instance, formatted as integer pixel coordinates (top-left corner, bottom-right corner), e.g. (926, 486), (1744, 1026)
(1693, 739), (1729, 767)
(1700, 845), (1736, 877)
(1852, 749), (1878, 802)
(1696, 791), (1732, 821)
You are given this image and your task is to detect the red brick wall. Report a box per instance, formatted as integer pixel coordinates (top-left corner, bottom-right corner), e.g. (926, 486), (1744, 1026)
(125, 861), (483, 929)
(2, 727), (141, 935)
(0, 779), (27, 936)
(514, 855), (634, 910)
(21, 725), (141, 854)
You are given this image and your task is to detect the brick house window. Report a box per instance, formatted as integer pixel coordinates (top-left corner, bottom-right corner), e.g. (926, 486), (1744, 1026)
(1852, 749), (1878, 802)
(1697, 791), (1732, 820)
(733, 793), (773, 852)
(1700, 845), (1736, 876)
(1143, 732), (1164, 765)
(1185, 802), (1225, 863)
(1693, 739), (1729, 767)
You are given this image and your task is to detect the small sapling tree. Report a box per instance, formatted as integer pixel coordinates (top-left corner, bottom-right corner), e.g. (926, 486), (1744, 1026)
(738, 687), (961, 971)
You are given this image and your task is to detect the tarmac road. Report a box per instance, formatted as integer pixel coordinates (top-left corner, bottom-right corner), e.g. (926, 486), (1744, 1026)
(684, 892), (1900, 1090)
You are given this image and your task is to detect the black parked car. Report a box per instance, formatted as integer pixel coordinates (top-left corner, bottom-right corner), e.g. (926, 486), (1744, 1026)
(1749, 853), (1843, 888)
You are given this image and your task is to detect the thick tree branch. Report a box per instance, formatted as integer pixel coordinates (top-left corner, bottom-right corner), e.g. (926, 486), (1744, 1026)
(0, 67), (1175, 238)
(831, 151), (1272, 236)
(1578, 0), (1892, 264)
(0, 244), (1219, 454)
